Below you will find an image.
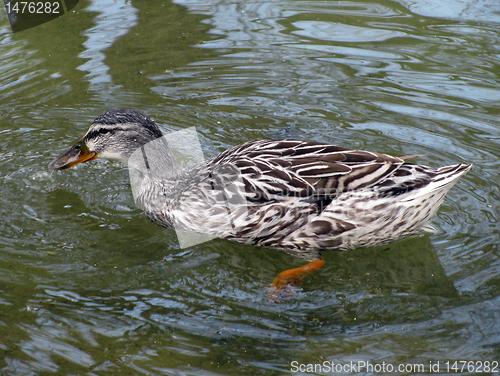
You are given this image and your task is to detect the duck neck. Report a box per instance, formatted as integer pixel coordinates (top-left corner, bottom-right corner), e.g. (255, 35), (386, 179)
(128, 136), (182, 217)
(127, 136), (181, 179)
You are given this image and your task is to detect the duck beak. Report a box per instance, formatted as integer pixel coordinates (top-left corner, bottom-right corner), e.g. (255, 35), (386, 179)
(48, 139), (97, 170)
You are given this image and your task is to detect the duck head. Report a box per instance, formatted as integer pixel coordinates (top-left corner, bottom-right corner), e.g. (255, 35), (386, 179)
(48, 109), (164, 170)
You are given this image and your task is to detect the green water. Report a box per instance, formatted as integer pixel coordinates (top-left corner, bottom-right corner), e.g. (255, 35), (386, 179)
(0, 0), (499, 374)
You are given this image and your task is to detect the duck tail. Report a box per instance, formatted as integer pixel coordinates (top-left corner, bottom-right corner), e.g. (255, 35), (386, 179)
(401, 163), (471, 203)
(433, 163), (472, 190)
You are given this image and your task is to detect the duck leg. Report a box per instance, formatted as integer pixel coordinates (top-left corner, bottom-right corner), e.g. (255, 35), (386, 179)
(269, 258), (325, 301)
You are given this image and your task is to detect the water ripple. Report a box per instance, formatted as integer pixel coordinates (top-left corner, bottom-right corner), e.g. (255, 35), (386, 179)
(0, 0), (499, 374)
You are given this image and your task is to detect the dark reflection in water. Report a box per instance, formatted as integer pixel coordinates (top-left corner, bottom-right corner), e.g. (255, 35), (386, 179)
(0, 0), (499, 374)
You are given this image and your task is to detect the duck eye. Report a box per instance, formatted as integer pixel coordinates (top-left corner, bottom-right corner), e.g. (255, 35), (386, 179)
(99, 128), (109, 135)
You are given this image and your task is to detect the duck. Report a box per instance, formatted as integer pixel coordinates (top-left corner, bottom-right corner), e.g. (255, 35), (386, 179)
(49, 109), (471, 300)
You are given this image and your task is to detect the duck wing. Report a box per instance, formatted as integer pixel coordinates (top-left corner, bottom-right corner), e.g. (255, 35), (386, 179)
(209, 139), (405, 202)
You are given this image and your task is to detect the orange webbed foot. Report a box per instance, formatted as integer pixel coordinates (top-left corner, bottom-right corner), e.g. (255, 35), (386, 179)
(269, 258), (325, 302)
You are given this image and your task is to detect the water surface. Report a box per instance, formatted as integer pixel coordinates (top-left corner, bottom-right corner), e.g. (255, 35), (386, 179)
(0, 0), (499, 374)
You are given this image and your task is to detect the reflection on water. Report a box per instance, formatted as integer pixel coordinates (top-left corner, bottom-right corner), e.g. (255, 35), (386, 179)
(400, 0), (500, 23)
(79, 0), (138, 88)
(0, 0), (499, 374)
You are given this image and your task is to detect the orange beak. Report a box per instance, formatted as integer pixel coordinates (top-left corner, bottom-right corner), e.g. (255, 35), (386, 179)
(48, 139), (97, 170)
